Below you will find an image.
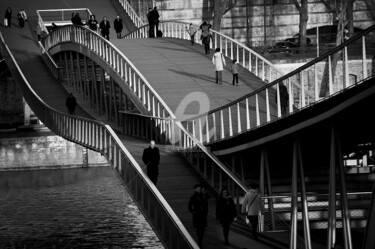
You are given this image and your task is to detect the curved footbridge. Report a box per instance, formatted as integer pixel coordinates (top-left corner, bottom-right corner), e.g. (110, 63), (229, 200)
(0, 0), (291, 249)
(2, 0), (375, 248)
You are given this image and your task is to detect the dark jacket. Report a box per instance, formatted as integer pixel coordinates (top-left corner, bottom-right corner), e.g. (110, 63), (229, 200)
(5, 8), (12, 19)
(65, 95), (77, 112)
(99, 20), (110, 35)
(275, 84), (289, 108)
(149, 9), (159, 24)
(113, 18), (123, 33)
(88, 19), (98, 31)
(216, 196), (237, 224)
(142, 146), (160, 173)
(188, 192), (208, 228)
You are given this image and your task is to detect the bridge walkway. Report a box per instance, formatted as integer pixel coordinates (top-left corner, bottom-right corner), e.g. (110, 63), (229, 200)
(0, 0), (298, 248)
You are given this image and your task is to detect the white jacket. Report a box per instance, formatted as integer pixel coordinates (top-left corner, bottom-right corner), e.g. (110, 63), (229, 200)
(212, 52), (226, 71)
(241, 189), (264, 216)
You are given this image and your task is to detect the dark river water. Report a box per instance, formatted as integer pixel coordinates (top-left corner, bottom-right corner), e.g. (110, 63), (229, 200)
(0, 167), (164, 249)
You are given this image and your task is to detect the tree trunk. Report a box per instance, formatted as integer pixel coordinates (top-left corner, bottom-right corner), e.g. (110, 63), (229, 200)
(299, 0), (308, 48)
(212, 0), (237, 31)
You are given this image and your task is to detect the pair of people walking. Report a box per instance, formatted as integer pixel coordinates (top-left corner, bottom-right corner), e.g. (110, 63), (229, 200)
(212, 48), (240, 85)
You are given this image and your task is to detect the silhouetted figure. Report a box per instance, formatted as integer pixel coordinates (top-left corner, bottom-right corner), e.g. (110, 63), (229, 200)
(65, 93), (77, 115)
(142, 140), (160, 185)
(99, 16), (110, 40)
(17, 10), (25, 28)
(149, 7), (159, 38)
(216, 188), (237, 245)
(188, 184), (208, 248)
(275, 82), (289, 115)
(113, 15), (123, 39)
(87, 15), (99, 32)
(4, 7), (12, 29)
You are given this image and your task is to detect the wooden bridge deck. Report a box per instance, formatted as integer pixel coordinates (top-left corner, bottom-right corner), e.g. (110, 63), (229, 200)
(0, 0), (311, 248)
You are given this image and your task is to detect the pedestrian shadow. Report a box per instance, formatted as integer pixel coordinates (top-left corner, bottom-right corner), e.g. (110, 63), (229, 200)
(168, 68), (215, 83)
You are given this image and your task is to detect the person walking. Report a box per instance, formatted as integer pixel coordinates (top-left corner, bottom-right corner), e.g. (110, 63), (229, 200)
(150, 7), (160, 37)
(231, 59), (239, 85)
(212, 48), (226, 84)
(65, 93), (77, 115)
(4, 7), (12, 29)
(87, 15), (99, 32)
(147, 8), (154, 37)
(113, 15), (123, 39)
(201, 28), (212, 55)
(142, 140), (160, 185)
(17, 9), (25, 28)
(188, 184), (208, 248)
(186, 23), (197, 45)
(99, 16), (110, 40)
(275, 81), (289, 115)
(216, 188), (238, 245)
(20, 9), (27, 22)
(241, 182), (264, 240)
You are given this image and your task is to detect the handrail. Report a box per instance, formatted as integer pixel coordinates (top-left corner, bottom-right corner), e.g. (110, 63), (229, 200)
(42, 25), (249, 193)
(123, 21), (285, 84)
(118, 0), (144, 28)
(180, 24), (375, 144)
(0, 31), (198, 249)
(36, 8), (93, 34)
(38, 41), (62, 80)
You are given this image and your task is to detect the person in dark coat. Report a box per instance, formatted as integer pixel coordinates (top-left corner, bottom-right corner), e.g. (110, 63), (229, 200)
(5, 7), (12, 29)
(87, 15), (99, 32)
(216, 188), (238, 245)
(99, 16), (111, 40)
(275, 81), (289, 115)
(149, 7), (160, 37)
(113, 15), (123, 39)
(65, 93), (77, 115)
(17, 10), (25, 28)
(188, 184), (208, 248)
(146, 8), (154, 38)
(142, 140), (160, 185)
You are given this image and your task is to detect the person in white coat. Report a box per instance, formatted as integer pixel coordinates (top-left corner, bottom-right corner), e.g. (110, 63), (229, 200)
(212, 48), (226, 84)
(241, 182), (264, 240)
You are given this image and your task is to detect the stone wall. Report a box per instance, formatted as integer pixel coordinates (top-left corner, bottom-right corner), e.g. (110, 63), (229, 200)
(0, 134), (109, 170)
(155, 0), (374, 47)
(0, 77), (23, 120)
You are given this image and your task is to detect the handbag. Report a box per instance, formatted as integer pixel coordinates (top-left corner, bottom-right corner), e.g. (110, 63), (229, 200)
(4, 18), (8, 27)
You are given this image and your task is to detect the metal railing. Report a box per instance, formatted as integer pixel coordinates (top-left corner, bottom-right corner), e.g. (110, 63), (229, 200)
(42, 24), (250, 198)
(123, 21), (284, 83)
(262, 192), (372, 232)
(38, 41), (62, 80)
(36, 8), (93, 34)
(0, 31), (198, 249)
(118, 0), (144, 28)
(181, 24), (375, 144)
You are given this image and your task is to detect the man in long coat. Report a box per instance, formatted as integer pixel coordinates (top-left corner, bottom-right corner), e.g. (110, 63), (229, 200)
(142, 140), (160, 185)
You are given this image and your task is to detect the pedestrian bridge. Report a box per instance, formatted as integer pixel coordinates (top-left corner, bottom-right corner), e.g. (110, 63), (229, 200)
(1, 0), (375, 248)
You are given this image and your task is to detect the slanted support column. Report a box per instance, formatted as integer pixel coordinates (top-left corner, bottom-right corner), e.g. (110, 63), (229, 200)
(23, 98), (31, 125)
(290, 139), (312, 249)
(362, 181), (375, 249)
(328, 126), (353, 249)
(260, 148), (275, 231)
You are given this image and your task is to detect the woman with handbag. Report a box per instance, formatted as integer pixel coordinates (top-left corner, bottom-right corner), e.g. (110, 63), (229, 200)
(241, 182), (264, 240)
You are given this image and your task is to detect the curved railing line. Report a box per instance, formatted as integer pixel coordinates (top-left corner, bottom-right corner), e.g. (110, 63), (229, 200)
(43, 25), (249, 193)
(175, 24), (375, 144)
(44, 25), (176, 119)
(188, 24), (375, 120)
(118, 0), (144, 28)
(123, 21), (285, 81)
(0, 31), (198, 249)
